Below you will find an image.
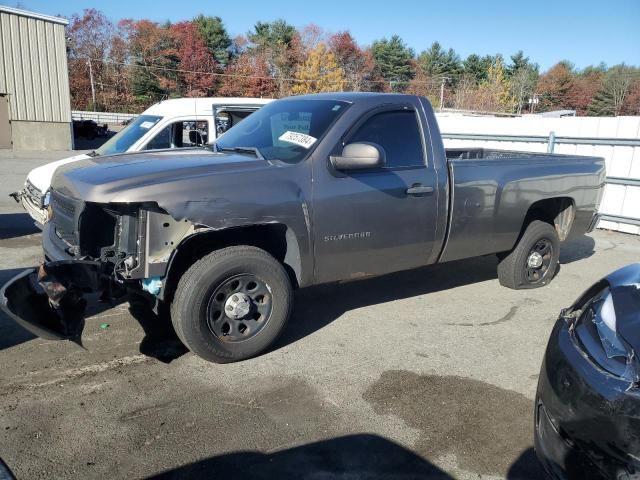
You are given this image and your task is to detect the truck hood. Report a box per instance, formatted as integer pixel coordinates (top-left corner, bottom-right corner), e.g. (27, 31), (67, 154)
(50, 148), (275, 204)
(26, 153), (90, 193)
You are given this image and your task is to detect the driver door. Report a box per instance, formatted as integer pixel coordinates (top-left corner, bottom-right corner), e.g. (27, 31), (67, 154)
(312, 106), (439, 284)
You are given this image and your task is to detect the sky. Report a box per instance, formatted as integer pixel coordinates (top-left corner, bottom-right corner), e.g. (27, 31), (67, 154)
(3, 0), (639, 71)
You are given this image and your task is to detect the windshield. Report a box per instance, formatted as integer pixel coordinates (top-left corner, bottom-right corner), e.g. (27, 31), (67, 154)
(215, 99), (349, 163)
(95, 115), (163, 156)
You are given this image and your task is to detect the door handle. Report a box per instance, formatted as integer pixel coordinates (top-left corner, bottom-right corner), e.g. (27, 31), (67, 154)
(406, 184), (434, 196)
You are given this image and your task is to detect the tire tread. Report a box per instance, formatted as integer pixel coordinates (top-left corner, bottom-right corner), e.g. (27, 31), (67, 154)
(497, 220), (560, 290)
(170, 245), (292, 363)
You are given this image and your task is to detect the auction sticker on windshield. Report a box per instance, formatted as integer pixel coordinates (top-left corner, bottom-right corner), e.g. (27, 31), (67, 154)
(278, 131), (317, 149)
(140, 121), (156, 129)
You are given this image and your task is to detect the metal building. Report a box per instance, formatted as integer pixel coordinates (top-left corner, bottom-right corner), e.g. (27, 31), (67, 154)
(0, 6), (72, 150)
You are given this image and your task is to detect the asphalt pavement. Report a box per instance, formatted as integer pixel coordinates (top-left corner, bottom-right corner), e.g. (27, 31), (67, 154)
(1, 149), (639, 479)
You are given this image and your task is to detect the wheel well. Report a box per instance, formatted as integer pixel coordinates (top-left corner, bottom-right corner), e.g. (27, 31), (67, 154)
(520, 197), (575, 241)
(161, 223), (301, 303)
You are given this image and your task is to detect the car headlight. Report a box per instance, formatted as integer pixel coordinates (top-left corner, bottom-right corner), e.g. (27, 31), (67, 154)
(43, 190), (51, 207)
(574, 288), (639, 384)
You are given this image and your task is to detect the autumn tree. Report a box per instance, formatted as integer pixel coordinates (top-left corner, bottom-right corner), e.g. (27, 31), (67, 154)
(62, 8), (640, 116)
(327, 31), (377, 91)
(588, 65), (640, 116)
(291, 43), (345, 94)
(405, 67), (440, 106)
(170, 22), (217, 97)
(119, 19), (177, 104)
(67, 8), (114, 110)
(477, 56), (514, 112)
(621, 80), (640, 115)
(193, 15), (232, 66)
(510, 66), (538, 113)
(536, 62), (575, 111)
(568, 67), (604, 115)
(108, 22), (135, 111)
(300, 23), (325, 51)
(505, 51), (538, 113)
(247, 19), (302, 95)
(452, 74), (478, 110)
(219, 51), (275, 98)
(370, 35), (415, 92)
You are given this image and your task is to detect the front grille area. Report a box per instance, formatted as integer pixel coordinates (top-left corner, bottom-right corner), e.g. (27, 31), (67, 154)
(25, 179), (43, 207)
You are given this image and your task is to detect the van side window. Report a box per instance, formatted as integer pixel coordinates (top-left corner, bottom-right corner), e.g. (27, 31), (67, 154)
(348, 110), (424, 168)
(145, 121), (209, 150)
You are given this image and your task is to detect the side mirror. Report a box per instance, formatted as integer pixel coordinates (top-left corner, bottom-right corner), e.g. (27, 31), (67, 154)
(330, 142), (385, 170)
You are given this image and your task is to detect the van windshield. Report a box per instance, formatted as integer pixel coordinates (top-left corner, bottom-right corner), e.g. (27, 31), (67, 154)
(215, 100), (349, 163)
(95, 115), (162, 156)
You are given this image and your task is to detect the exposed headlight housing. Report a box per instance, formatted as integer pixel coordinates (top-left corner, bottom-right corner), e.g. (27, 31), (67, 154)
(574, 288), (639, 384)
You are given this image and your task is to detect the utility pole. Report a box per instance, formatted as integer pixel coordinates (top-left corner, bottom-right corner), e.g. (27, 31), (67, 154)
(528, 93), (539, 114)
(87, 58), (96, 108)
(439, 77), (447, 112)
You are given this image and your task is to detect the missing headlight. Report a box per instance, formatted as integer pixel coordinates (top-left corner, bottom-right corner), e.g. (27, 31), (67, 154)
(79, 204), (117, 258)
(574, 288), (639, 384)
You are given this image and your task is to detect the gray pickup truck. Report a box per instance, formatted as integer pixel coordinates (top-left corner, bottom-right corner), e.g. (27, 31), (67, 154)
(1, 93), (605, 363)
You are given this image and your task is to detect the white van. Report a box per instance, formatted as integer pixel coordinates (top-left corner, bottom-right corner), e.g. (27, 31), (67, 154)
(14, 97), (272, 226)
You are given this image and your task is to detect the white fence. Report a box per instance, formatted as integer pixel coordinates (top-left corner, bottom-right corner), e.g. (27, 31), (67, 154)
(72, 110), (138, 124)
(436, 114), (640, 235)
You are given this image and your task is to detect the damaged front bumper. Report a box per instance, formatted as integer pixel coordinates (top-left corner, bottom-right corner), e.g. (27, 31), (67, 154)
(10, 182), (49, 229)
(0, 260), (104, 341)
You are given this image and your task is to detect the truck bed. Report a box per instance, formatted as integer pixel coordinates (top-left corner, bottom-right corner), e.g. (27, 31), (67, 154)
(439, 149), (606, 263)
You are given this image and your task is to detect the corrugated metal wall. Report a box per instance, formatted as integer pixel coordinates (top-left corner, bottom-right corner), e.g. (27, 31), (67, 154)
(0, 9), (70, 123)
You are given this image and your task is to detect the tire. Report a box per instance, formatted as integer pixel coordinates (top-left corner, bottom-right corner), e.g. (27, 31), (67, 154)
(170, 246), (293, 363)
(497, 220), (560, 290)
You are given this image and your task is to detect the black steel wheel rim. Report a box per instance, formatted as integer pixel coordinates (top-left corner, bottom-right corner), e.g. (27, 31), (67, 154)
(526, 238), (553, 283)
(206, 274), (273, 342)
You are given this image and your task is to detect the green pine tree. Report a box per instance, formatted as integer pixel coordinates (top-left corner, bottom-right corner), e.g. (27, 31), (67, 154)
(370, 35), (415, 92)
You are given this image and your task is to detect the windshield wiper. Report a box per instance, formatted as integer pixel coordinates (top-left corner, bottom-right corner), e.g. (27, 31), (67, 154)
(87, 150), (100, 157)
(217, 146), (264, 160)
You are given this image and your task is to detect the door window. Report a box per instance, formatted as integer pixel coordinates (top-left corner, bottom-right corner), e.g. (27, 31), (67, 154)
(144, 120), (209, 150)
(347, 110), (425, 168)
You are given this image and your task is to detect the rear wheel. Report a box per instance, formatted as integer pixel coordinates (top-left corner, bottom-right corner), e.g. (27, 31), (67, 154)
(497, 220), (560, 289)
(170, 246), (292, 363)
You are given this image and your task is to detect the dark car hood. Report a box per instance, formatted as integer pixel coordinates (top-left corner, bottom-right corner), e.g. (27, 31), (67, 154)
(574, 263), (640, 350)
(605, 263), (640, 350)
(51, 148), (274, 203)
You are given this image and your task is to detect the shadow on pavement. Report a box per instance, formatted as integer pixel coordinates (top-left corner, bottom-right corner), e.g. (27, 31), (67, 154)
(560, 234), (596, 264)
(506, 447), (545, 479)
(275, 234), (597, 351)
(275, 255), (498, 351)
(128, 296), (188, 364)
(0, 212), (39, 240)
(146, 434), (544, 479)
(146, 434), (454, 479)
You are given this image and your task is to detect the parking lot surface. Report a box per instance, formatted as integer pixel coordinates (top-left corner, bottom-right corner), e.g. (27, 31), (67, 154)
(1, 150), (639, 479)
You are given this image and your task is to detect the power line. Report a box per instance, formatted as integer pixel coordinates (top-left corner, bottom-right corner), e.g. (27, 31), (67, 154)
(86, 57), (450, 88)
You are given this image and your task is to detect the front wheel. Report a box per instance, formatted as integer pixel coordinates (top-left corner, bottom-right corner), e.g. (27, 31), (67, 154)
(170, 246), (293, 363)
(497, 220), (560, 289)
